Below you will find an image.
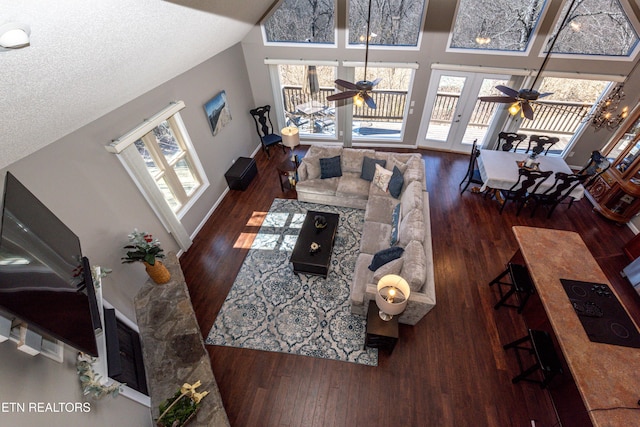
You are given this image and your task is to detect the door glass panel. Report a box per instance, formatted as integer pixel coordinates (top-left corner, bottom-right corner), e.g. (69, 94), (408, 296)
(425, 75), (466, 142)
(461, 78), (509, 145)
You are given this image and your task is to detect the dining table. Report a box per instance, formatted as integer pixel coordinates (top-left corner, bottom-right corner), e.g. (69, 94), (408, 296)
(477, 149), (585, 200)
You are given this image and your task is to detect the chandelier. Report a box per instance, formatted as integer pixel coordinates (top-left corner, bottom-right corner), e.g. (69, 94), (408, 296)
(590, 83), (629, 130)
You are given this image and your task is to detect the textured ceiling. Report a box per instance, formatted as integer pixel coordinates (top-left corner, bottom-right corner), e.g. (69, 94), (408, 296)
(0, 0), (275, 170)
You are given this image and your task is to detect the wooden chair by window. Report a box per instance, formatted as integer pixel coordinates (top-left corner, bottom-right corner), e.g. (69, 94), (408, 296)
(577, 150), (611, 188)
(250, 105), (285, 158)
(527, 135), (559, 155)
(498, 132), (527, 152)
(528, 172), (589, 218)
(499, 168), (552, 215)
(459, 139), (484, 194)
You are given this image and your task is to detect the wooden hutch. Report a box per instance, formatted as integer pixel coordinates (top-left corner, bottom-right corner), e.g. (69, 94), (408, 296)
(587, 108), (640, 223)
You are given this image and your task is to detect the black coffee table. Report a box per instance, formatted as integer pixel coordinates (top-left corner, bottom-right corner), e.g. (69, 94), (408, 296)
(290, 210), (339, 278)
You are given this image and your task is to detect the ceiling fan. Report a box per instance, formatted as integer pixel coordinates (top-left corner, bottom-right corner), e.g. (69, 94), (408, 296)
(479, 0), (577, 120)
(327, 0), (381, 109)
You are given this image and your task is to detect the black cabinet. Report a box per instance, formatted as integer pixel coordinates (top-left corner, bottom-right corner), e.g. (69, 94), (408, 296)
(224, 157), (257, 191)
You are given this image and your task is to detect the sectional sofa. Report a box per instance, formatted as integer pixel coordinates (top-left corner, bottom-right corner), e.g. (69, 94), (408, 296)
(295, 146), (436, 325)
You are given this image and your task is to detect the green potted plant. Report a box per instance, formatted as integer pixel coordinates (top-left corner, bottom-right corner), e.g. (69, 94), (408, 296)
(122, 229), (170, 284)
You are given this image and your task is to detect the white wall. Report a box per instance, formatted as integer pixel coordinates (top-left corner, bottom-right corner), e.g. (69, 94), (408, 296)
(0, 42), (257, 426)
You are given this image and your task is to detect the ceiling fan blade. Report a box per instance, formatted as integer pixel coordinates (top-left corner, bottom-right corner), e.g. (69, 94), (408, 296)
(363, 93), (377, 109)
(537, 92), (553, 99)
(479, 96), (517, 103)
(495, 85), (520, 98)
(327, 90), (358, 101)
(370, 77), (382, 87)
(522, 102), (535, 120)
(334, 79), (358, 90)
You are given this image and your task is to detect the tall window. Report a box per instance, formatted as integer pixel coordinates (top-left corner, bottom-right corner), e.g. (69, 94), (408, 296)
(352, 66), (413, 140)
(133, 117), (204, 213)
(106, 102), (201, 250)
(278, 64), (337, 137)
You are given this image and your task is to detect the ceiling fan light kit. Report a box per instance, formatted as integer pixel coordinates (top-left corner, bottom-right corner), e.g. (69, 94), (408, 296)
(327, 0), (381, 109)
(479, 0), (579, 121)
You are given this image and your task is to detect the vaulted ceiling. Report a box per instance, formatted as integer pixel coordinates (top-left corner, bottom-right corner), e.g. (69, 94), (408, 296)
(0, 0), (275, 170)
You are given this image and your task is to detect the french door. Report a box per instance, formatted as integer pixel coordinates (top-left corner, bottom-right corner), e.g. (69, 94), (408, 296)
(418, 70), (511, 152)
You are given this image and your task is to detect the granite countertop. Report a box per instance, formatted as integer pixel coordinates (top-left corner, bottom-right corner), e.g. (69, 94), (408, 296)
(513, 226), (640, 427)
(134, 252), (229, 427)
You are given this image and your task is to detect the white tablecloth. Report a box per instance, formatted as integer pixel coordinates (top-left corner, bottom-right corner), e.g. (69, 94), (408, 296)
(477, 150), (584, 200)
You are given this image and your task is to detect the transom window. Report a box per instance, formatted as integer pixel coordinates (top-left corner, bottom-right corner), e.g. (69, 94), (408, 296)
(449, 0), (547, 52)
(263, 0), (335, 44)
(549, 0), (639, 56)
(263, 0), (426, 47)
(347, 0), (426, 47)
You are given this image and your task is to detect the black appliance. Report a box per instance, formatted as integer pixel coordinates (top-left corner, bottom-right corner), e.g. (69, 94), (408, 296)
(0, 172), (99, 356)
(560, 279), (640, 349)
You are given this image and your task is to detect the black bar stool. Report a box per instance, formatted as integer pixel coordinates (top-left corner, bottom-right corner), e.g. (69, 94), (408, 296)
(503, 329), (563, 389)
(488, 263), (534, 313)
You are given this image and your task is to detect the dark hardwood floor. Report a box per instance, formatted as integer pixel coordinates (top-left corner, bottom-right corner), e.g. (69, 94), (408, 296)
(179, 146), (640, 427)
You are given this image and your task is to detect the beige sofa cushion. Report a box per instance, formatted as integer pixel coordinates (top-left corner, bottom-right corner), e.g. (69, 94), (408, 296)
(360, 221), (392, 254)
(398, 207), (424, 247)
(401, 240), (427, 292)
(341, 149), (374, 174)
(336, 172), (370, 200)
(364, 195), (399, 224)
(400, 181), (423, 219)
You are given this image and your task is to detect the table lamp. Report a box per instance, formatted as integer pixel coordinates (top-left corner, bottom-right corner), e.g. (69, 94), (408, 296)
(375, 274), (410, 321)
(281, 126), (300, 152)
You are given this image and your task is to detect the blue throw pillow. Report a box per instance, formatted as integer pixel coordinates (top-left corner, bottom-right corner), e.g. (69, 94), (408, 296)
(320, 156), (342, 179)
(360, 156), (387, 181)
(368, 246), (404, 271)
(388, 166), (404, 198)
(390, 203), (401, 246)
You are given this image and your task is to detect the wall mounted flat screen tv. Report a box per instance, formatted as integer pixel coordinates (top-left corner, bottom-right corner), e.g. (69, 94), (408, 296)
(0, 172), (99, 356)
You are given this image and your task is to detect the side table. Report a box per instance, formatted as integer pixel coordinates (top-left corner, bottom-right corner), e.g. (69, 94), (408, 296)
(276, 158), (298, 192)
(364, 302), (399, 355)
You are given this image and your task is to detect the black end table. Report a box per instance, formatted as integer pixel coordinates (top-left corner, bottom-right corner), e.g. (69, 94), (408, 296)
(364, 302), (399, 355)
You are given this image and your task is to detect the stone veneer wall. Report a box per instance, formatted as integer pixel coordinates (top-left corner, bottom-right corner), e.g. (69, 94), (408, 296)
(134, 252), (229, 426)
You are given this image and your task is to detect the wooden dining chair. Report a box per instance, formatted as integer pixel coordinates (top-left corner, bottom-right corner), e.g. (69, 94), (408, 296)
(528, 172), (590, 218)
(577, 150), (611, 189)
(498, 132), (527, 152)
(527, 135), (559, 155)
(250, 105), (285, 158)
(459, 139), (484, 194)
(499, 168), (553, 215)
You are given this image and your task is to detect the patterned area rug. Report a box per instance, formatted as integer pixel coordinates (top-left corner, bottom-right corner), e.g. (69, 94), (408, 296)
(205, 198), (378, 366)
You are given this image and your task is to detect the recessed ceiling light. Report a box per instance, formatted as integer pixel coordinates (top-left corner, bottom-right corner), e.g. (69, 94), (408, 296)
(0, 23), (30, 50)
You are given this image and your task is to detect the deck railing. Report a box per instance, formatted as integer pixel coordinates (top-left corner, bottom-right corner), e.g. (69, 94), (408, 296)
(281, 86), (592, 134)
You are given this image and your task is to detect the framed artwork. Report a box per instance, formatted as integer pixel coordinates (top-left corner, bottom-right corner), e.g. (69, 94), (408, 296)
(204, 90), (232, 136)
